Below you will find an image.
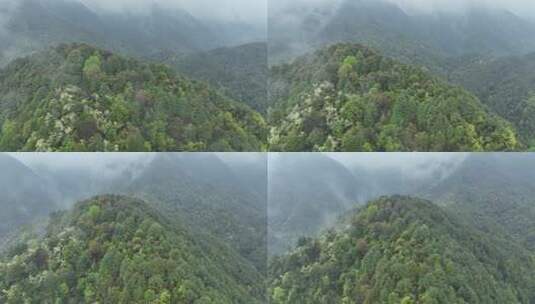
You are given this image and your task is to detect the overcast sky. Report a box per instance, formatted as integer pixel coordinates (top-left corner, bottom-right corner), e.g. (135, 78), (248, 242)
(9, 153), (153, 177)
(9, 152), (466, 179)
(328, 152), (467, 170)
(386, 0), (535, 16)
(8, 152), (266, 176)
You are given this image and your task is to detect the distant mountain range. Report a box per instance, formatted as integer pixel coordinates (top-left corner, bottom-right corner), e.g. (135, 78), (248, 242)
(447, 53), (535, 146)
(270, 0), (535, 66)
(0, 0), (264, 66)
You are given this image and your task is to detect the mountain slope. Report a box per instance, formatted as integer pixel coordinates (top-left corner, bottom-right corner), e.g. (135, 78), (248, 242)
(315, 0), (447, 70)
(170, 42), (268, 113)
(270, 0), (535, 68)
(325, 0), (535, 57)
(425, 154), (535, 250)
(269, 44), (518, 151)
(269, 196), (535, 304)
(448, 53), (535, 146)
(125, 154), (267, 272)
(0, 195), (264, 303)
(0, 43), (267, 151)
(0, 153), (58, 241)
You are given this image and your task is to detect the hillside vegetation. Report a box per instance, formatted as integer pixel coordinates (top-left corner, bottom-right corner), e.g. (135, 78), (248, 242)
(0, 195), (265, 303)
(269, 44), (518, 152)
(126, 154), (268, 273)
(170, 42), (269, 113)
(0, 44), (267, 151)
(426, 154), (535, 251)
(447, 53), (535, 147)
(269, 196), (535, 304)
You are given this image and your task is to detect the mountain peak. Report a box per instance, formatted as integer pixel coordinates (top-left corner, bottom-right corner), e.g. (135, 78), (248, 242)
(1, 194), (265, 303)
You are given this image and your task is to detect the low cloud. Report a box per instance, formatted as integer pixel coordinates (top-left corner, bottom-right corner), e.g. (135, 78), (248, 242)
(271, 0), (535, 18)
(9, 153), (154, 180)
(386, 0), (535, 17)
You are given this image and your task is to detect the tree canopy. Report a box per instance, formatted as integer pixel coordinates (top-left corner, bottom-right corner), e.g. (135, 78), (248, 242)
(269, 44), (519, 152)
(268, 196), (535, 304)
(0, 195), (265, 303)
(0, 44), (267, 152)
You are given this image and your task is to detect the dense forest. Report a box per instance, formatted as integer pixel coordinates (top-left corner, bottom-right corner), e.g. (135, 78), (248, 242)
(266, 153), (535, 303)
(268, 196), (535, 304)
(269, 44), (518, 152)
(3, 153), (535, 302)
(0, 153), (268, 303)
(124, 153), (268, 273)
(447, 53), (535, 147)
(0, 195), (265, 303)
(0, 44), (267, 151)
(169, 43), (269, 114)
(2, 0), (535, 152)
(267, 0), (535, 152)
(0, 0), (268, 152)
(425, 154), (535, 251)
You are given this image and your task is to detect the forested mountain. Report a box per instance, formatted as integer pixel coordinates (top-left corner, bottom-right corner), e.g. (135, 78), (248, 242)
(0, 154), (58, 243)
(0, 195), (265, 303)
(2, 0), (535, 152)
(124, 153), (267, 272)
(170, 42), (269, 113)
(267, 153), (470, 254)
(448, 53), (535, 146)
(268, 0), (535, 152)
(0, 44), (267, 151)
(0, 153), (267, 302)
(266, 153), (535, 256)
(269, 196), (535, 304)
(0, 0), (268, 150)
(0, 153), (268, 272)
(269, 44), (518, 152)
